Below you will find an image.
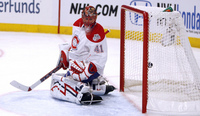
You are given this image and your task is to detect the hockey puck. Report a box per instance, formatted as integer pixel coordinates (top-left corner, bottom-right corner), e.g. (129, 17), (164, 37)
(148, 62), (153, 68)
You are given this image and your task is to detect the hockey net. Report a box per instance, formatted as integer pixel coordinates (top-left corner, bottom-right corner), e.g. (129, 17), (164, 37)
(120, 5), (200, 114)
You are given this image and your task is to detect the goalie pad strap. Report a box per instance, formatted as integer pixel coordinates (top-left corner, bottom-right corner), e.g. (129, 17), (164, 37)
(81, 72), (100, 83)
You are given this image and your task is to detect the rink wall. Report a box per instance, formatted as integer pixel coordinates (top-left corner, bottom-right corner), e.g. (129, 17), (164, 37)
(0, 0), (59, 33)
(0, 0), (200, 48)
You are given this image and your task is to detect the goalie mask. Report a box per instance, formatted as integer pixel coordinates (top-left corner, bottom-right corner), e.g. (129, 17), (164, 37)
(82, 6), (97, 33)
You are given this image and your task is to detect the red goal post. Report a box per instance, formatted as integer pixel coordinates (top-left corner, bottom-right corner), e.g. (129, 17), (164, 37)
(120, 5), (149, 113)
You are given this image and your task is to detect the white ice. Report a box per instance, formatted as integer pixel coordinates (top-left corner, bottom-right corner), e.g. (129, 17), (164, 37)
(0, 32), (143, 116)
(0, 31), (200, 116)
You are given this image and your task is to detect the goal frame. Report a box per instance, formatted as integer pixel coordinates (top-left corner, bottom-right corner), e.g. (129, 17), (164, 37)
(120, 5), (149, 113)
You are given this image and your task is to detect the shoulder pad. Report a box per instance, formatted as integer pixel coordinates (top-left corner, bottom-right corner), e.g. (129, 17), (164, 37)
(86, 23), (105, 43)
(73, 18), (83, 27)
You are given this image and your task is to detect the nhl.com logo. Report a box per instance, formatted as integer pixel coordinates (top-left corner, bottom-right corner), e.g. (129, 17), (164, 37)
(129, 0), (152, 26)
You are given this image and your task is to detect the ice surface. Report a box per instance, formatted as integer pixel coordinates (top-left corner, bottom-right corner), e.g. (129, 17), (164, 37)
(0, 32), (144, 116)
(0, 90), (143, 116)
(0, 31), (200, 116)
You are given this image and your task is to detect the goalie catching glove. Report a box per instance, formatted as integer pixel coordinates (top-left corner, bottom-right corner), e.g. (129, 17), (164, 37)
(68, 60), (100, 83)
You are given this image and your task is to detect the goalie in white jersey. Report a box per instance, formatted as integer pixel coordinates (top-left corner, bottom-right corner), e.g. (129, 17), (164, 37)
(50, 6), (115, 105)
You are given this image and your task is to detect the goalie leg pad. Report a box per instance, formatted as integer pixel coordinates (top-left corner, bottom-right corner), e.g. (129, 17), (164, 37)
(91, 76), (116, 96)
(50, 73), (102, 104)
(51, 73), (87, 104)
(91, 84), (116, 96)
(80, 92), (102, 105)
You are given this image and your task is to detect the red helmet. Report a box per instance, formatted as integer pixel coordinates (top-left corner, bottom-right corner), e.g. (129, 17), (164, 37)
(82, 6), (97, 32)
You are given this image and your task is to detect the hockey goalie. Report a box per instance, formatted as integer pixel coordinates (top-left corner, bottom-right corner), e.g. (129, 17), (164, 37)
(50, 6), (115, 105)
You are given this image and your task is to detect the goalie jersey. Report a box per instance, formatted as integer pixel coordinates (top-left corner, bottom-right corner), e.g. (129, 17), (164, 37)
(69, 18), (107, 75)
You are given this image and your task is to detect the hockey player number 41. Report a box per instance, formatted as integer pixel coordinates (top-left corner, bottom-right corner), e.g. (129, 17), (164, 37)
(94, 45), (103, 53)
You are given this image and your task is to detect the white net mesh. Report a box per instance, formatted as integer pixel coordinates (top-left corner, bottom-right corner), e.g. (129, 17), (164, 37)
(122, 6), (200, 113)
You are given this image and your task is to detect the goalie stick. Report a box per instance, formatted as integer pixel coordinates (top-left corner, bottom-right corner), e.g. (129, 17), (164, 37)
(10, 29), (110, 92)
(10, 64), (62, 92)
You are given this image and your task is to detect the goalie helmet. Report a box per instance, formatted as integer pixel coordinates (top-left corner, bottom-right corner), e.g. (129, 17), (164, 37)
(81, 6), (97, 33)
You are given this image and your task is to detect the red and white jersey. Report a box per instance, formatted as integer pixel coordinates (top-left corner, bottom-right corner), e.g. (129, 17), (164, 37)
(69, 18), (107, 75)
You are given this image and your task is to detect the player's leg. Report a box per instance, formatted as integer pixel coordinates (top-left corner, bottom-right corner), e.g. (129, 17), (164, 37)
(50, 73), (102, 104)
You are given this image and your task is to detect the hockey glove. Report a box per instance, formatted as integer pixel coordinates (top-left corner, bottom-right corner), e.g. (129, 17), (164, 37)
(69, 60), (100, 83)
(57, 44), (70, 70)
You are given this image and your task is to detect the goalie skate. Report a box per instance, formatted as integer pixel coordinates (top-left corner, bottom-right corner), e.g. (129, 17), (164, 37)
(80, 92), (103, 105)
(105, 85), (116, 95)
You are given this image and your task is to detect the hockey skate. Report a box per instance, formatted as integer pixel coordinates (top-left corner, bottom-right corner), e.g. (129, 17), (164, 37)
(80, 92), (103, 105)
(105, 85), (115, 95)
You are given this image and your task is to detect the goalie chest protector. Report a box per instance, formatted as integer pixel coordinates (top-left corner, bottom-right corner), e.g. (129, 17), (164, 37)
(73, 18), (105, 43)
